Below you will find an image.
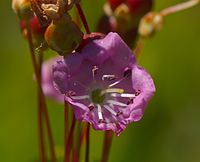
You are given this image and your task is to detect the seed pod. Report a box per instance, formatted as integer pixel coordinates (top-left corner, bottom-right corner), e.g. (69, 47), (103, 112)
(45, 14), (83, 56)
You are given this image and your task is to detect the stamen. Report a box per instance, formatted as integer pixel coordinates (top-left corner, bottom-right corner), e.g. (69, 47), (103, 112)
(71, 95), (90, 100)
(104, 105), (117, 116)
(88, 104), (95, 111)
(100, 88), (124, 95)
(92, 66), (99, 81)
(123, 68), (132, 78)
(127, 98), (134, 105)
(102, 75), (116, 81)
(110, 93), (136, 98)
(108, 78), (125, 88)
(106, 100), (127, 107)
(97, 104), (103, 120)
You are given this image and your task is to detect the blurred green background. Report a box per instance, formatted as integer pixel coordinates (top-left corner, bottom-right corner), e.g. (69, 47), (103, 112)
(0, 0), (200, 162)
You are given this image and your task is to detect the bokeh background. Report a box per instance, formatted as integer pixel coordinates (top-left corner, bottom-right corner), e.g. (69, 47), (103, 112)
(0, 0), (200, 162)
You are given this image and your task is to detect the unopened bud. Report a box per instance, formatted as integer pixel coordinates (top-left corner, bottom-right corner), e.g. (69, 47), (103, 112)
(45, 14), (83, 56)
(138, 12), (163, 37)
(12, 0), (33, 20)
(20, 16), (47, 48)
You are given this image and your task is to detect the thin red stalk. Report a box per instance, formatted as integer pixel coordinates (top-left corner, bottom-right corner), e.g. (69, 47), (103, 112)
(75, 3), (91, 34)
(37, 90), (46, 162)
(25, 21), (56, 162)
(160, 0), (199, 16)
(101, 131), (113, 162)
(41, 85), (57, 162)
(85, 124), (90, 162)
(37, 52), (47, 162)
(64, 114), (76, 162)
(72, 123), (84, 162)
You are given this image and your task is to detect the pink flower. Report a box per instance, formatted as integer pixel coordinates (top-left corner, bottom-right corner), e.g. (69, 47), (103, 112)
(42, 56), (64, 103)
(53, 32), (155, 135)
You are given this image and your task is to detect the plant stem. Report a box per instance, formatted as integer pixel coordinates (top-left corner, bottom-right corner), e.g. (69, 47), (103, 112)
(25, 21), (56, 162)
(37, 51), (47, 162)
(75, 3), (91, 34)
(85, 124), (90, 162)
(101, 131), (113, 162)
(72, 122), (82, 162)
(160, 0), (199, 16)
(64, 114), (76, 162)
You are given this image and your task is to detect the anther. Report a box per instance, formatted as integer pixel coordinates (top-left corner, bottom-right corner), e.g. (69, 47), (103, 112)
(135, 90), (141, 96)
(92, 65), (99, 81)
(123, 68), (132, 78)
(102, 75), (116, 81)
(116, 111), (123, 117)
(127, 98), (134, 105)
(88, 105), (95, 111)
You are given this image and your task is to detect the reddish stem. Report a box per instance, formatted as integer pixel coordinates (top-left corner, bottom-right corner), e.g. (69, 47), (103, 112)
(37, 52), (47, 162)
(85, 124), (90, 162)
(75, 3), (91, 34)
(101, 131), (113, 162)
(26, 21), (57, 162)
(64, 114), (76, 162)
(72, 122), (82, 162)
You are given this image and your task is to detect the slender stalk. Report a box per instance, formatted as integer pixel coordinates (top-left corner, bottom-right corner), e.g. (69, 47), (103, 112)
(37, 52), (47, 162)
(134, 37), (144, 59)
(85, 124), (90, 162)
(37, 89), (46, 162)
(72, 122), (82, 162)
(25, 21), (57, 162)
(160, 0), (200, 16)
(101, 131), (113, 162)
(75, 3), (91, 34)
(64, 114), (76, 162)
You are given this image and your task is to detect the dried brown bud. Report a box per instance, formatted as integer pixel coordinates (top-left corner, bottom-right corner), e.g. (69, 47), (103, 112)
(138, 12), (163, 37)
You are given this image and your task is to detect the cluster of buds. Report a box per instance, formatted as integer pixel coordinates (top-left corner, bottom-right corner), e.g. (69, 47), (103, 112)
(30, 0), (83, 56)
(13, 0), (83, 56)
(12, 0), (47, 48)
(97, 0), (153, 47)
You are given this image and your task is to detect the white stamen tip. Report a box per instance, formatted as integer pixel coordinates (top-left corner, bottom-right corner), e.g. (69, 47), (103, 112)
(108, 78), (125, 88)
(102, 75), (116, 81)
(111, 93), (136, 98)
(104, 105), (117, 116)
(106, 100), (127, 107)
(97, 104), (103, 120)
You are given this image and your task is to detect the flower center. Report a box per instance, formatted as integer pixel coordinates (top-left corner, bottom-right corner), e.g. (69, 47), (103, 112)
(91, 89), (105, 104)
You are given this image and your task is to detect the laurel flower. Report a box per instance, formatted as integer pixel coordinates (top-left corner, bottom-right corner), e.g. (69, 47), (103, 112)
(53, 32), (155, 135)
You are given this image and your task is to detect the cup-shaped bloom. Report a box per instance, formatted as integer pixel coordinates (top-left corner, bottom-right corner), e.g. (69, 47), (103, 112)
(53, 32), (155, 135)
(42, 57), (64, 103)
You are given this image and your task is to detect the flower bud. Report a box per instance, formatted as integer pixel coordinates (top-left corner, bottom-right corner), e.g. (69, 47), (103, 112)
(108, 0), (124, 11)
(108, 0), (153, 15)
(20, 16), (47, 48)
(45, 14), (83, 56)
(12, 0), (33, 20)
(138, 12), (163, 37)
(98, 0), (153, 47)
